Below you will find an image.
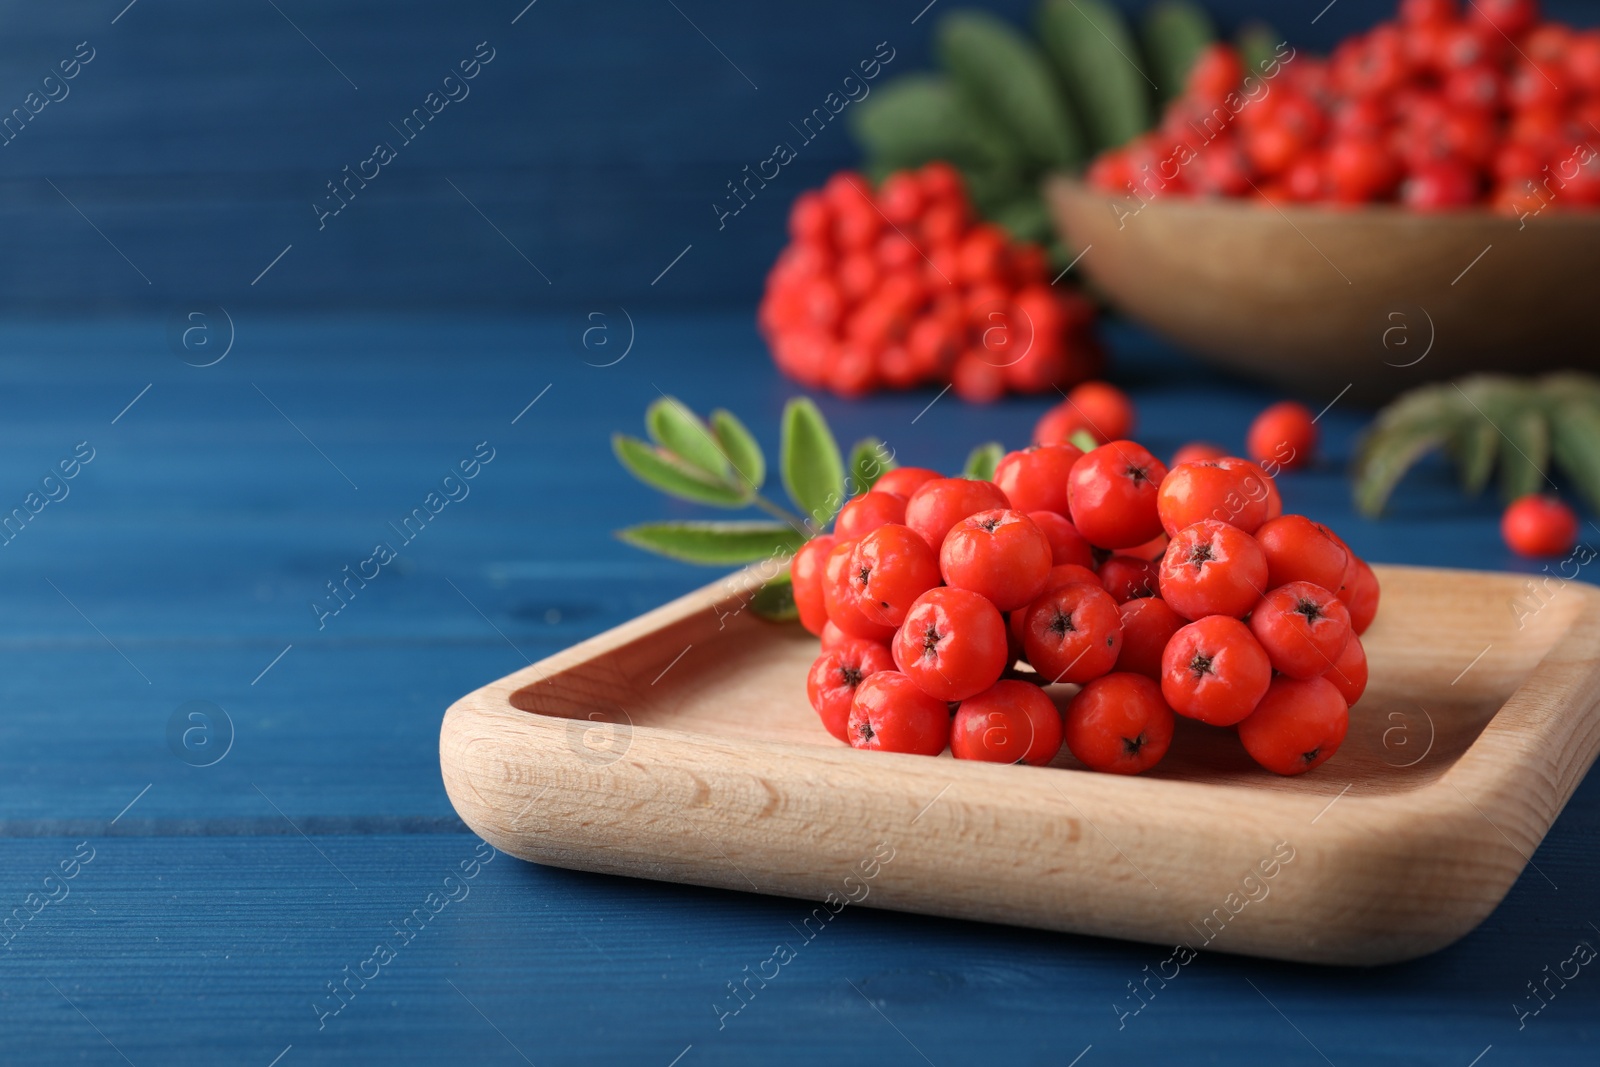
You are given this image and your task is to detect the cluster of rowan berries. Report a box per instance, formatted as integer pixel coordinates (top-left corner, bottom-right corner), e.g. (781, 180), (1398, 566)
(758, 164), (1102, 401)
(1090, 0), (1600, 212)
(792, 434), (1378, 776)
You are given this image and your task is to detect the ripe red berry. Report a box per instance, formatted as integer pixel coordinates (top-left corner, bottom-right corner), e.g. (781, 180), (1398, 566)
(951, 680), (1064, 766)
(822, 539), (897, 642)
(1171, 441), (1226, 466)
(847, 524), (943, 628)
(808, 639), (895, 742)
(1501, 495), (1579, 557)
(872, 466), (942, 498)
(1249, 581), (1353, 679)
(820, 620), (852, 651)
(939, 509), (1053, 612)
(1114, 597), (1186, 679)
(892, 586), (1009, 702)
(1156, 460), (1269, 536)
(1336, 557), (1381, 635)
(848, 671), (951, 756)
(1160, 616), (1273, 726)
(1323, 632), (1368, 707)
(1028, 510), (1096, 569)
(835, 491), (907, 540)
(1247, 402), (1317, 471)
(904, 477), (1011, 553)
(1067, 441), (1168, 549)
(1019, 583), (1122, 684)
(1255, 514), (1351, 591)
(1158, 520), (1270, 620)
(790, 535), (835, 636)
(1063, 673), (1175, 775)
(993, 444), (1083, 514)
(1064, 381), (1136, 442)
(1098, 554), (1160, 603)
(1237, 675), (1349, 775)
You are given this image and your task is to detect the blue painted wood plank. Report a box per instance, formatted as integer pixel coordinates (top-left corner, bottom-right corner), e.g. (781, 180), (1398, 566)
(0, 829), (1595, 1065)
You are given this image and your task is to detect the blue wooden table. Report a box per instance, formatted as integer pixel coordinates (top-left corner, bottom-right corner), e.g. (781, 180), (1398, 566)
(1, 312), (1594, 1065)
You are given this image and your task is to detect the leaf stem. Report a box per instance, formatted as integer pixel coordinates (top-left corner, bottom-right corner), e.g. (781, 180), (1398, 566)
(753, 494), (811, 533)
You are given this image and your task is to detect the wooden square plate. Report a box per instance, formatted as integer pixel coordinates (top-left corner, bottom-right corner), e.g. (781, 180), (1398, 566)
(440, 565), (1600, 965)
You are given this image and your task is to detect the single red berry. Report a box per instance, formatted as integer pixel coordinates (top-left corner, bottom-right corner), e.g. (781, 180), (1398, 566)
(1249, 581), (1353, 679)
(1160, 615), (1273, 726)
(835, 491), (907, 541)
(1008, 564), (1101, 651)
(1098, 555), (1160, 603)
(1336, 557), (1380, 635)
(847, 524), (943, 628)
(872, 466), (942, 498)
(1188, 44), (1245, 103)
(1063, 673), (1175, 775)
(1402, 160), (1480, 211)
(1467, 0), (1536, 38)
(951, 680), (1064, 766)
(1502, 495), (1579, 558)
(820, 620), (852, 652)
(1214, 456), (1283, 521)
(1171, 441), (1227, 467)
(1237, 675), (1349, 775)
(1158, 520), (1269, 620)
(892, 587), (1009, 702)
(1067, 441), (1168, 549)
(808, 639), (895, 742)
(1028, 510), (1097, 569)
(904, 477), (1011, 553)
(1255, 514), (1351, 592)
(790, 535), (836, 636)
(1323, 632), (1368, 707)
(848, 671), (951, 756)
(1247, 402), (1317, 471)
(822, 539), (897, 642)
(993, 444), (1084, 514)
(1020, 583), (1122, 684)
(1114, 597), (1186, 679)
(940, 509), (1053, 612)
(1157, 460), (1270, 536)
(1064, 381), (1136, 441)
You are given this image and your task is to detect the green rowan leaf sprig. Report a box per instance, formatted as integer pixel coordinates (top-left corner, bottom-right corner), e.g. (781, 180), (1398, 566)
(613, 397), (898, 619)
(1353, 373), (1600, 517)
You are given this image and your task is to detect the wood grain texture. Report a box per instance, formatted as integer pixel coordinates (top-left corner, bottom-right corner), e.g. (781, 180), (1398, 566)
(1047, 176), (1600, 399)
(443, 564), (1600, 966)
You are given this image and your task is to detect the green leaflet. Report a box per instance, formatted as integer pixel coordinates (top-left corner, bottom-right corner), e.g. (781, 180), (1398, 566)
(938, 10), (1084, 169)
(1068, 429), (1098, 452)
(749, 572), (799, 622)
(963, 442), (1004, 481)
(1353, 413), (1456, 518)
(615, 522), (804, 565)
(646, 396), (729, 481)
(1037, 0), (1152, 154)
(849, 73), (1018, 173)
(1142, 0), (1216, 105)
(711, 408), (765, 493)
(1549, 400), (1600, 512)
(1498, 406), (1549, 503)
(990, 193), (1053, 245)
(781, 397), (846, 531)
(849, 437), (896, 493)
(1235, 20), (1281, 78)
(1451, 416), (1498, 496)
(613, 435), (752, 509)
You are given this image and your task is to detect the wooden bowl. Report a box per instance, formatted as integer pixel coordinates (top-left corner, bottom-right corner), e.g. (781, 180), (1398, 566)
(1045, 176), (1600, 401)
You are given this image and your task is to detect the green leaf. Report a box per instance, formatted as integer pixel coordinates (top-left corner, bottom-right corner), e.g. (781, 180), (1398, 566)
(1451, 417), (1498, 496)
(1235, 20), (1281, 79)
(711, 409), (765, 493)
(1549, 401), (1600, 512)
(616, 521), (805, 565)
(849, 437), (896, 494)
(1352, 420), (1454, 517)
(781, 398), (846, 531)
(646, 397), (729, 481)
(1142, 0), (1216, 105)
(937, 10), (1085, 168)
(749, 572), (799, 622)
(849, 73), (1020, 173)
(963, 442), (1004, 481)
(1068, 429), (1098, 452)
(1498, 407), (1549, 503)
(1037, 0), (1152, 154)
(613, 435), (751, 509)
